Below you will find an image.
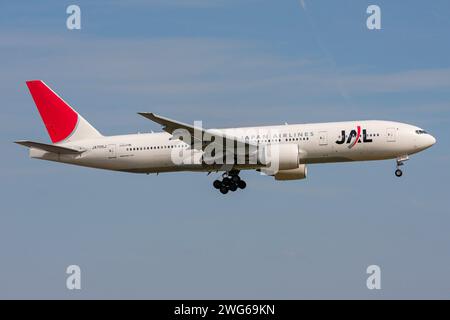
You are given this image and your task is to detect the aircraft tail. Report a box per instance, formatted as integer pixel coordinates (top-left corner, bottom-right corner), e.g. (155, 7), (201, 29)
(26, 80), (102, 143)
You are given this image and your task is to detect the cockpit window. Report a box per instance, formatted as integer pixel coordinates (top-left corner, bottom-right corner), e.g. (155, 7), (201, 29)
(415, 129), (428, 134)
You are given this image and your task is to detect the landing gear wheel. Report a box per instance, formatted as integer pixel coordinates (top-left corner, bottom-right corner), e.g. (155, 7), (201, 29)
(219, 186), (229, 194)
(213, 180), (222, 189)
(222, 177), (231, 186)
(238, 180), (247, 189)
(395, 156), (408, 178)
(231, 175), (241, 183)
(215, 171), (244, 193)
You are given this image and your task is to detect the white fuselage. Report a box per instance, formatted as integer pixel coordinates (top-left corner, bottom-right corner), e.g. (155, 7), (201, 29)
(29, 120), (436, 174)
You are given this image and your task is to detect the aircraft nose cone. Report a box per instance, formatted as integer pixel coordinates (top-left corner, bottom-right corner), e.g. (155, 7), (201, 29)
(415, 132), (436, 151)
(429, 135), (437, 146)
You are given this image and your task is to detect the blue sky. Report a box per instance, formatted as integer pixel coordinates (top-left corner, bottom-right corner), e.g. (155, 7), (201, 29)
(0, 0), (449, 298)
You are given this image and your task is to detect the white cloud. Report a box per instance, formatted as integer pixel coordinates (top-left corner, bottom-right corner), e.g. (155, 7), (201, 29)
(2, 32), (449, 98)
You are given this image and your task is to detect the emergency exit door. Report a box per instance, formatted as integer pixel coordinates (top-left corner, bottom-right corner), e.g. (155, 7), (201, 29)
(386, 128), (396, 142)
(319, 131), (328, 145)
(107, 144), (117, 159)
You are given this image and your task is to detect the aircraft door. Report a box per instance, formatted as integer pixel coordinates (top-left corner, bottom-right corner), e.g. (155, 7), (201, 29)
(319, 131), (328, 146)
(107, 144), (117, 159)
(386, 128), (396, 142)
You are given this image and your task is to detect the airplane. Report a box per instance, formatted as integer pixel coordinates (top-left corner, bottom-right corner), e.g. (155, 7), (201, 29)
(15, 80), (436, 195)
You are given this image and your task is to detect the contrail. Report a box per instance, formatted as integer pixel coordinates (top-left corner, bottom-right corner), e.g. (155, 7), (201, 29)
(297, 0), (351, 101)
(299, 0), (306, 10)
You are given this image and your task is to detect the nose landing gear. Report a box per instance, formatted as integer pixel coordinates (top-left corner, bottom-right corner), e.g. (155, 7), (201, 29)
(213, 171), (246, 194)
(395, 155), (409, 177)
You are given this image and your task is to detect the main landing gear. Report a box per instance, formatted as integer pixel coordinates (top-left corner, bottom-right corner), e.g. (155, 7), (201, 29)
(395, 155), (409, 177)
(213, 171), (247, 194)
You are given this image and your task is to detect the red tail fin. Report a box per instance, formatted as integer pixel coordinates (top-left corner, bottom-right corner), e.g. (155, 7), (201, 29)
(26, 80), (78, 143)
(26, 80), (101, 143)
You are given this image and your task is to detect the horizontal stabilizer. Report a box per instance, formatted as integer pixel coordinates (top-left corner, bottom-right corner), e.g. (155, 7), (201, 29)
(14, 140), (83, 154)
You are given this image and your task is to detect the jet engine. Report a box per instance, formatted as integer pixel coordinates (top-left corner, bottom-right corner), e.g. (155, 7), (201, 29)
(260, 144), (300, 171)
(274, 164), (308, 181)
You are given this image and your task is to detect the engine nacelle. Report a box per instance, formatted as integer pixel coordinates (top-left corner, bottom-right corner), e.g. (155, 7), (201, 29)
(260, 144), (299, 171)
(274, 164), (308, 181)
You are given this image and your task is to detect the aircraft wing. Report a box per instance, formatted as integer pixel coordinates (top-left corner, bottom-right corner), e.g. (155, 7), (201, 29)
(14, 140), (84, 154)
(138, 112), (257, 152)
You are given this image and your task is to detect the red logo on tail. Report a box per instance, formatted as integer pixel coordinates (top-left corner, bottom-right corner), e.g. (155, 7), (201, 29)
(26, 81), (78, 143)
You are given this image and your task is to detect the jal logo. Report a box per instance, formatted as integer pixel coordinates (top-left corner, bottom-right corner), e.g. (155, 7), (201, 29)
(336, 125), (373, 149)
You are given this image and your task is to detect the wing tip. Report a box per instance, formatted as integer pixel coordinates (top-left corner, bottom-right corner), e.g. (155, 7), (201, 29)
(14, 140), (28, 145)
(138, 112), (156, 118)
